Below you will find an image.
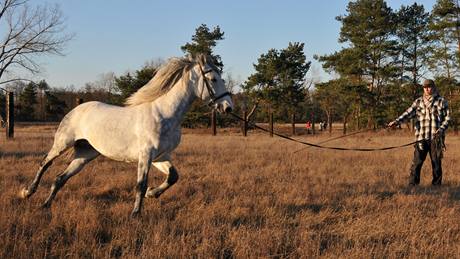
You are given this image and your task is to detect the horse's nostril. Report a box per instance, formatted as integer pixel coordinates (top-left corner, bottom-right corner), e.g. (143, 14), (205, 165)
(225, 107), (232, 113)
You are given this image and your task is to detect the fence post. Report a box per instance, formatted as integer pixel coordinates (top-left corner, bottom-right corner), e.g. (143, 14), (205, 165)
(243, 110), (248, 137)
(211, 109), (217, 136)
(269, 112), (273, 137)
(75, 97), (83, 107)
(454, 119), (458, 135)
(6, 91), (14, 139)
(311, 113), (315, 135)
(291, 113), (296, 135)
(6, 92), (14, 139)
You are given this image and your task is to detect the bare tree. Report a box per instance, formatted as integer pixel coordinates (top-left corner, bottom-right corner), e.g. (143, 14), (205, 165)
(224, 72), (239, 94)
(143, 58), (164, 70)
(0, 0), (73, 83)
(93, 72), (116, 93)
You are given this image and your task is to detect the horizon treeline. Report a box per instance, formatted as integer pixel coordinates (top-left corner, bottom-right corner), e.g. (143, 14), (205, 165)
(2, 0), (460, 132)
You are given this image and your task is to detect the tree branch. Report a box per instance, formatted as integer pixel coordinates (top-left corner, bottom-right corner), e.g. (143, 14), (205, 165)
(0, 1), (72, 81)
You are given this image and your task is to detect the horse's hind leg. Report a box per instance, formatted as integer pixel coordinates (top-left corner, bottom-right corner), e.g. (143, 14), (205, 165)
(41, 140), (99, 208)
(145, 158), (179, 199)
(131, 151), (152, 217)
(20, 137), (74, 199)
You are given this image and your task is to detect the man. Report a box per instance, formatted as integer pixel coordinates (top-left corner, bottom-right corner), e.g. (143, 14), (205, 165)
(388, 79), (450, 186)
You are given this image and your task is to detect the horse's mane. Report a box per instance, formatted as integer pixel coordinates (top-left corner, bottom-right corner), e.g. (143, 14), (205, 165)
(125, 55), (198, 106)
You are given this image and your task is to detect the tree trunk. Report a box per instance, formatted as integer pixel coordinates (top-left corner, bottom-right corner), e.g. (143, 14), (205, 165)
(291, 113), (296, 135)
(211, 109), (217, 136)
(357, 106), (361, 129)
(75, 97), (83, 107)
(243, 110), (248, 137)
(269, 111), (273, 137)
(312, 118), (315, 135)
(454, 118), (458, 135)
(6, 92), (14, 139)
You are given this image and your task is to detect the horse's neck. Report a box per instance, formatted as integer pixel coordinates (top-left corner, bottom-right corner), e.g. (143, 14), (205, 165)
(153, 79), (196, 125)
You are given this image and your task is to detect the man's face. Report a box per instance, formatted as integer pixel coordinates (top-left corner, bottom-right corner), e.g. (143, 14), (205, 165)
(423, 85), (433, 95)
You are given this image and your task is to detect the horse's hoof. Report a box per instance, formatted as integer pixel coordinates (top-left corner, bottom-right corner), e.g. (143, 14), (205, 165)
(145, 187), (162, 199)
(130, 210), (141, 218)
(19, 188), (30, 199)
(40, 202), (51, 209)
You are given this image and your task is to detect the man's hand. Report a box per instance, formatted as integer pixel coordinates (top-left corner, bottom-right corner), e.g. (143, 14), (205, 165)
(434, 128), (443, 137)
(387, 120), (398, 128)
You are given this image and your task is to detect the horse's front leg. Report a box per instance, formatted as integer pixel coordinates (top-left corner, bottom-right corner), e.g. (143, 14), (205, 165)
(131, 151), (152, 217)
(145, 160), (178, 198)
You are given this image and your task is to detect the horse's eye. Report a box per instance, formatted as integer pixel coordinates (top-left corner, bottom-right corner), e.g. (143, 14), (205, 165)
(211, 78), (217, 83)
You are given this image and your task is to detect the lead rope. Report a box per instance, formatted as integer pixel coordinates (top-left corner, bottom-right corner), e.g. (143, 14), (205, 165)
(431, 133), (446, 160)
(228, 112), (421, 152)
(293, 127), (381, 154)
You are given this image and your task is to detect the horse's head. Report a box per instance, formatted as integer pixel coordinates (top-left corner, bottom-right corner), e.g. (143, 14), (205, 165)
(194, 54), (233, 114)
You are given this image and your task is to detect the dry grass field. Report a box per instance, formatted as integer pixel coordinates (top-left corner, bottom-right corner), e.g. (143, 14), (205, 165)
(1, 124), (460, 258)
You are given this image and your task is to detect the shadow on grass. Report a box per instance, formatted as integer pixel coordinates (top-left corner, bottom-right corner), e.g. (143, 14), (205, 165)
(337, 181), (460, 202)
(281, 182), (460, 219)
(92, 188), (125, 204)
(0, 151), (46, 159)
(282, 203), (324, 218)
(448, 186), (460, 200)
(398, 182), (460, 201)
(375, 190), (396, 200)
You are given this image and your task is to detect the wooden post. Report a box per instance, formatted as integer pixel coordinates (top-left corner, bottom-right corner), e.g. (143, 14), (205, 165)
(6, 91), (14, 139)
(291, 113), (296, 135)
(269, 112), (273, 137)
(243, 110), (248, 137)
(311, 113), (315, 135)
(76, 97), (83, 107)
(211, 109), (217, 136)
(454, 119), (458, 135)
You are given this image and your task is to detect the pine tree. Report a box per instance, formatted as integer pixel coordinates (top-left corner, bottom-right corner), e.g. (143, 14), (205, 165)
(114, 66), (158, 103)
(37, 80), (50, 120)
(429, 0), (460, 79)
(45, 90), (67, 121)
(244, 42), (310, 133)
(396, 3), (432, 87)
(429, 0), (460, 132)
(181, 24), (225, 71)
(394, 2), (432, 128)
(278, 43), (311, 114)
(18, 82), (38, 121)
(317, 0), (398, 128)
(336, 0), (397, 93)
(244, 48), (283, 109)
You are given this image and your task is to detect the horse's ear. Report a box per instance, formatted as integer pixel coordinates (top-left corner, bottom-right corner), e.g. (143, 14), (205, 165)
(196, 53), (206, 66)
(185, 54), (195, 65)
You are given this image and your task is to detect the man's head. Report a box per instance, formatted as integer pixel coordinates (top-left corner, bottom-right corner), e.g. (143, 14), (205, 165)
(422, 79), (436, 96)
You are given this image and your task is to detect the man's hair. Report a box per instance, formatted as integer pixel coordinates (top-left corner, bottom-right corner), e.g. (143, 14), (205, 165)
(423, 79), (435, 88)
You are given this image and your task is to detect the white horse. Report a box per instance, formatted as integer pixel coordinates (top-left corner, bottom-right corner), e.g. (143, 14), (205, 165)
(20, 54), (233, 216)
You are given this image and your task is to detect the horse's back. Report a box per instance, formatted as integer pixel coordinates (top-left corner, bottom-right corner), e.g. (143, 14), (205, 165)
(57, 101), (120, 134)
(53, 101), (142, 161)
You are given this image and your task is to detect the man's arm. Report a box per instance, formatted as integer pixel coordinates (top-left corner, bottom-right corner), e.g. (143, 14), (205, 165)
(388, 100), (417, 127)
(438, 99), (451, 133)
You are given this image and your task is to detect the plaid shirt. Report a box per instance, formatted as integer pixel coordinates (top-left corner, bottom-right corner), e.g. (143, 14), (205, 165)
(396, 94), (450, 141)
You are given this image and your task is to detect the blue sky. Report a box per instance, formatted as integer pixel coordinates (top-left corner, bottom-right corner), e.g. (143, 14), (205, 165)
(29, 0), (437, 89)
